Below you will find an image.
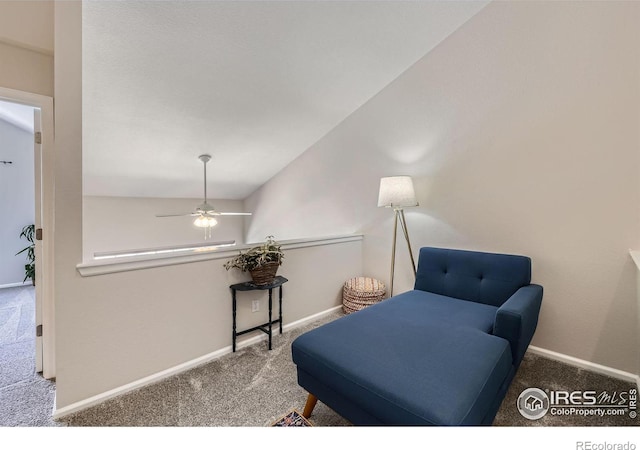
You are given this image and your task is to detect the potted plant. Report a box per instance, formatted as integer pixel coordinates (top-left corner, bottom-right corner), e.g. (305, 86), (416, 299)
(16, 224), (35, 285)
(224, 236), (284, 285)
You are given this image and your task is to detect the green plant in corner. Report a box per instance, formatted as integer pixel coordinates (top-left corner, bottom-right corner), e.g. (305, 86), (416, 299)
(16, 224), (35, 285)
(223, 236), (284, 272)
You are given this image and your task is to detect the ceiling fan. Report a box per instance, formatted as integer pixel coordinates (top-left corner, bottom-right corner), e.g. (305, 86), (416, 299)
(156, 154), (252, 238)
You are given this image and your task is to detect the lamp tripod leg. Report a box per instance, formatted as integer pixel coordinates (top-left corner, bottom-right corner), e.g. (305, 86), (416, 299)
(390, 209), (399, 297)
(398, 209), (416, 276)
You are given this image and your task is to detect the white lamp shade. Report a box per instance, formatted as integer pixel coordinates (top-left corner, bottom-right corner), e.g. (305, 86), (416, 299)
(377, 176), (418, 208)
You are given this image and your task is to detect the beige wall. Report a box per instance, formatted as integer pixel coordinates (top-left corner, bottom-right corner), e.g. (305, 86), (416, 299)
(58, 237), (361, 408)
(0, 41), (53, 97)
(246, 1), (640, 374)
(0, 0), (53, 54)
(54, 0), (84, 408)
(0, 1), (53, 97)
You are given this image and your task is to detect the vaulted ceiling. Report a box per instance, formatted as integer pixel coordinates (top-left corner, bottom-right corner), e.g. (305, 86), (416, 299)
(82, 0), (488, 200)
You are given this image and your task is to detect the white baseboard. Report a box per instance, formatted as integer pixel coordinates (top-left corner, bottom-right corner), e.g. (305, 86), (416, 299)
(281, 305), (343, 333)
(52, 304), (343, 420)
(527, 345), (639, 386)
(0, 281), (29, 289)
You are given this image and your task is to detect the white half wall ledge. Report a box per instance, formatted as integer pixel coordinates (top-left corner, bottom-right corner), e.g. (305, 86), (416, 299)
(76, 234), (363, 277)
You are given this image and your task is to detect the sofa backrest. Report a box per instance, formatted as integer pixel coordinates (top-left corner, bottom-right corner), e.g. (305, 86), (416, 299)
(414, 247), (532, 307)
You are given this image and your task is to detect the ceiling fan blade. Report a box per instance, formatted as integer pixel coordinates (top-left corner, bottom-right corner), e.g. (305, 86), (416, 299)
(156, 155), (253, 220)
(155, 213), (199, 217)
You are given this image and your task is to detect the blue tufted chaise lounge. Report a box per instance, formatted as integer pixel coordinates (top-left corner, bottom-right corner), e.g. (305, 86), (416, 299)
(291, 247), (543, 426)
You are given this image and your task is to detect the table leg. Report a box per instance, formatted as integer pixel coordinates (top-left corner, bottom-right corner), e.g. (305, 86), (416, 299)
(279, 285), (283, 334)
(268, 288), (273, 350)
(232, 289), (237, 352)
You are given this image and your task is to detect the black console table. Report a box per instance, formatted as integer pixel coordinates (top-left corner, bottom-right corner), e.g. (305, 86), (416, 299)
(230, 276), (288, 352)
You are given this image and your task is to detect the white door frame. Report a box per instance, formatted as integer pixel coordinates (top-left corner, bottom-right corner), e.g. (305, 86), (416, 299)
(0, 86), (55, 379)
(33, 107), (43, 373)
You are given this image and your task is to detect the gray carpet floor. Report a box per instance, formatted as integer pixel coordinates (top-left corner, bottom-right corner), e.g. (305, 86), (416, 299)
(1, 287), (637, 427)
(0, 286), (57, 426)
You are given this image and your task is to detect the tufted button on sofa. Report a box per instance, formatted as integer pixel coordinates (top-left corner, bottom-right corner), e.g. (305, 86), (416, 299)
(291, 247), (543, 426)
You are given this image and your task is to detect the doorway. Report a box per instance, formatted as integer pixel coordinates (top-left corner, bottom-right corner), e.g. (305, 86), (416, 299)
(0, 99), (41, 382)
(0, 87), (54, 380)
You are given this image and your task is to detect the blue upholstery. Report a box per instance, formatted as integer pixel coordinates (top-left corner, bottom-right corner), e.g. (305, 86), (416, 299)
(377, 289), (498, 333)
(495, 284), (543, 367)
(414, 247), (531, 307)
(292, 300), (513, 425)
(291, 247), (543, 426)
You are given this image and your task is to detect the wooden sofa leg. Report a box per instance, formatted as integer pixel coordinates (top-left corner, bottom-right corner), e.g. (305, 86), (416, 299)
(302, 393), (318, 418)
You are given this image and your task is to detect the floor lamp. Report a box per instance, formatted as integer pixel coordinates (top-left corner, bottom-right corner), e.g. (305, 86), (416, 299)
(378, 176), (418, 297)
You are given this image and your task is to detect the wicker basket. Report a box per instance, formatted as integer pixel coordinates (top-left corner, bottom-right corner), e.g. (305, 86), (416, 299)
(342, 277), (386, 314)
(249, 261), (280, 286)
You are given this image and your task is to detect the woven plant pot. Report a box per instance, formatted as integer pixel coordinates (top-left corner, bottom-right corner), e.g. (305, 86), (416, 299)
(249, 261), (280, 286)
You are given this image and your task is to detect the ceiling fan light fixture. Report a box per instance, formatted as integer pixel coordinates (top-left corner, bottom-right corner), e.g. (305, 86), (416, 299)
(194, 216), (218, 228)
(194, 215), (218, 240)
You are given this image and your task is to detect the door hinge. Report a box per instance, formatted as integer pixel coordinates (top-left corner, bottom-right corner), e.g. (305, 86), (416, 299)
(35, 228), (43, 241)
(35, 132), (42, 144)
(36, 324), (42, 337)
